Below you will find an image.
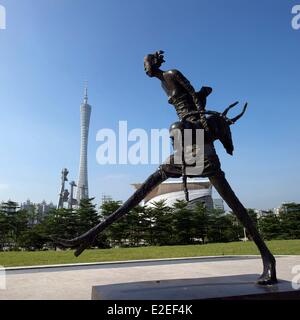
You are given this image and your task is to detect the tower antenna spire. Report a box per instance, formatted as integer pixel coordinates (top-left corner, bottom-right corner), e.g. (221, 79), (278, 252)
(84, 80), (88, 104)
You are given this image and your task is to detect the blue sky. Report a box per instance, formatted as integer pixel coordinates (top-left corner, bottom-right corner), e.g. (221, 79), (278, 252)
(0, 0), (299, 209)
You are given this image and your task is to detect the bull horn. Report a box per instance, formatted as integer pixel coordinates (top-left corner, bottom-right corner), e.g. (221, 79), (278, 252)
(222, 101), (239, 116)
(230, 103), (248, 124)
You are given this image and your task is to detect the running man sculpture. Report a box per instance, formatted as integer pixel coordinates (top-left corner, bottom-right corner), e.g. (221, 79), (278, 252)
(57, 51), (277, 285)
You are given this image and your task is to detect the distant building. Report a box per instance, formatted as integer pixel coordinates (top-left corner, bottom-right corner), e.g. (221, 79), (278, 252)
(36, 200), (55, 216)
(132, 178), (213, 209)
(20, 199), (35, 211)
(0, 200), (18, 213)
(255, 209), (273, 218)
(20, 200), (55, 224)
(101, 194), (113, 206)
(213, 198), (224, 211)
(273, 202), (300, 216)
(273, 207), (281, 216)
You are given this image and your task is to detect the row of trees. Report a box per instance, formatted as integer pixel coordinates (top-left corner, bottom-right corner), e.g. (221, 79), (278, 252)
(0, 199), (299, 251)
(99, 200), (244, 247)
(0, 199), (100, 251)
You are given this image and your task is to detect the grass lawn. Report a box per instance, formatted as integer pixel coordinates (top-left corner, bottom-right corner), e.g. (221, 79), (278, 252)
(0, 239), (299, 268)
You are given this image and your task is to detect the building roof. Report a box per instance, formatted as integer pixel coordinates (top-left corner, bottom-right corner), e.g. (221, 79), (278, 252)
(132, 178), (212, 203)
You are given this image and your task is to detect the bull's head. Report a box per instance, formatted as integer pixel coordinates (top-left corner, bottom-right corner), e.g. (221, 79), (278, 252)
(180, 102), (248, 156)
(204, 102), (248, 156)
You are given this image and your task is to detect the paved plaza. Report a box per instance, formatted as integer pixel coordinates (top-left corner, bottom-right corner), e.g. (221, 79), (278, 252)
(0, 255), (299, 300)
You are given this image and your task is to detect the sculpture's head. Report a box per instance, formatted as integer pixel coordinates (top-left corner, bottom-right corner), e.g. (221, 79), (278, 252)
(144, 50), (165, 77)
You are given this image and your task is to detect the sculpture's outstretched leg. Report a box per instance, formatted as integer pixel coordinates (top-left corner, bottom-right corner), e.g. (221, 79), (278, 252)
(56, 168), (169, 256)
(208, 170), (277, 285)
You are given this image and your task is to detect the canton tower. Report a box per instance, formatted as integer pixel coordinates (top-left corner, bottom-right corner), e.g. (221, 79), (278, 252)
(76, 85), (91, 203)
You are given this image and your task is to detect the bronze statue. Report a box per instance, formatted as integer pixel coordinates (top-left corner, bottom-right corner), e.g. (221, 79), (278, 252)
(58, 51), (277, 285)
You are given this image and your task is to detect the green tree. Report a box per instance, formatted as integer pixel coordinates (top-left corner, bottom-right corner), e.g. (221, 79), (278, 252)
(0, 201), (19, 248)
(173, 200), (196, 244)
(84, 199), (111, 248)
(279, 203), (300, 215)
(226, 213), (244, 241)
(18, 223), (48, 250)
(191, 202), (210, 244)
(124, 205), (146, 247)
(100, 200), (125, 247)
(280, 211), (300, 239)
(247, 209), (258, 226)
(44, 208), (80, 248)
(204, 208), (244, 243)
(14, 209), (31, 244)
(77, 198), (100, 234)
(147, 200), (174, 246)
(258, 214), (282, 240)
(0, 207), (9, 250)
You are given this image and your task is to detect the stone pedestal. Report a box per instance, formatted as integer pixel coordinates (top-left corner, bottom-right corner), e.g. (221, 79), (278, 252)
(92, 274), (300, 300)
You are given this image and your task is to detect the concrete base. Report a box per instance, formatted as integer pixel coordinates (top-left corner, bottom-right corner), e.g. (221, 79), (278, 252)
(92, 275), (300, 300)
